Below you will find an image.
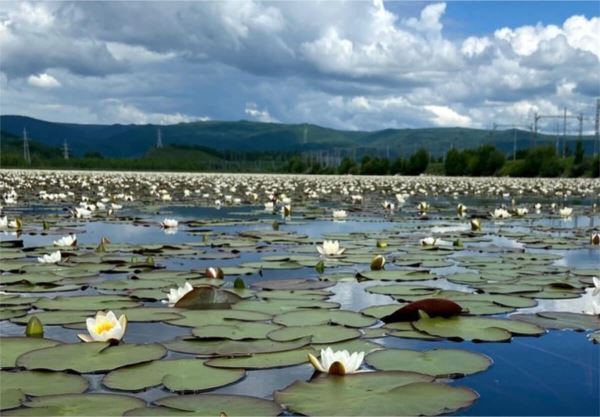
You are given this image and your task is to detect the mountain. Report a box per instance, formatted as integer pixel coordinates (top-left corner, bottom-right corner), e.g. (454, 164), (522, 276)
(1, 115), (596, 158)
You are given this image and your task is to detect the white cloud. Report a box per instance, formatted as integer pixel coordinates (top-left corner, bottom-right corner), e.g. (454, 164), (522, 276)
(405, 3), (446, 33)
(424, 105), (472, 127)
(27, 73), (61, 88)
(99, 99), (209, 125)
(244, 102), (278, 123)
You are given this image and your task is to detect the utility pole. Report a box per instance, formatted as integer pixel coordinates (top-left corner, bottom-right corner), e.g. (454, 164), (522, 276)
(23, 128), (31, 165)
(563, 107), (567, 158)
(63, 139), (69, 160)
(156, 128), (163, 149)
(492, 123), (531, 160)
(595, 98), (599, 157)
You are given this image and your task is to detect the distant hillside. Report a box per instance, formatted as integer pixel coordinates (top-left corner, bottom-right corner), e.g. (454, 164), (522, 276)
(1, 115), (596, 158)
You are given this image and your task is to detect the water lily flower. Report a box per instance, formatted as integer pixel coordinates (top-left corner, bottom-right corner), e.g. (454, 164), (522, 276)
(163, 282), (194, 305)
(515, 207), (528, 216)
(73, 207), (92, 218)
(317, 240), (345, 256)
(420, 237), (438, 247)
(78, 311), (127, 343)
(308, 347), (364, 375)
(370, 254), (385, 271)
(0, 216), (7, 229)
(559, 207), (573, 218)
(418, 202), (429, 212)
(592, 232), (600, 246)
(535, 203), (542, 211)
(592, 277), (600, 296)
(8, 218), (22, 229)
(205, 267), (224, 279)
(37, 251), (61, 264)
(470, 218), (482, 231)
(351, 195), (363, 203)
(395, 194), (406, 205)
(383, 201), (395, 211)
(53, 234), (77, 247)
(264, 201), (274, 211)
(332, 210), (347, 219)
(161, 218), (178, 228)
(457, 204), (467, 216)
(490, 208), (511, 219)
(282, 204), (291, 217)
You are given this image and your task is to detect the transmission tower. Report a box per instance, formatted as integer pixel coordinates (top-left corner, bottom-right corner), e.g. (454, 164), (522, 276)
(156, 128), (163, 149)
(22, 128), (31, 165)
(595, 98), (599, 157)
(492, 123), (532, 160)
(533, 107), (582, 158)
(303, 126), (308, 145)
(63, 139), (69, 160)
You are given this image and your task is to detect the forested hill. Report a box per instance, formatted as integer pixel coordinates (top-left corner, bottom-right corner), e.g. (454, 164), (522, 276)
(1, 114), (596, 158)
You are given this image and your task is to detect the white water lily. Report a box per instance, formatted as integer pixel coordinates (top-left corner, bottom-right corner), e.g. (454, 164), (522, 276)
(281, 204), (291, 217)
(515, 207), (529, 216)
(8, 218), (22, 229)
(0, 216), (7, 229)
(161, 218), (178, 228)
(592, 232), (600, 246)
(308, 347), (364, 375)
(317, 240), (345, 256)
(163, 282), (194, 305)
(332, 210), (347, 219)
(490, 208), (511, 219)
(457, 203), (467, 216)
(78, 311), (127, 343)
(418, 201), (429, 212)
(73, 207), (92, 218)
(420, 237), (438, 247)
(37, 251), (61, 264)
(264, 201), (274, 211)
(53, 234), (77, 247)
(383, 201), (395, 211)
(593, 277), (600, 296)
(535, 203), (542, 211)
(559, 207), (573, 218)
(470, 218), (482, 231)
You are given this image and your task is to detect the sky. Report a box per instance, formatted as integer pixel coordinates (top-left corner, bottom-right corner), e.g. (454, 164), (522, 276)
(1, 0), (598, 133)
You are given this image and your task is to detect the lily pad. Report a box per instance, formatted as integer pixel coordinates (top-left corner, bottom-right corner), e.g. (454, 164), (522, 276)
(251, 279), (335, 290)
(268, 325), (361, 344)
(1, 337), (62, 368)
(273, 310), (376, 328)
(413, 316), (545, 342)
(34, 295), (140, 311)
(3, 393), (144, 416)
(103, 359), (245, 392)
(17, 342), (166, 373)
(509, 312), (600, 331)
(365, 348), (492, 377)
(167, 310), (271, 328)
(163, 337), (312, 356)
(1, 371), (88, 410)
(192, 322), (281, 340)
(206, 348), (316, 369)
(127, 394), (281, 416)
(274, 371), (478, 416)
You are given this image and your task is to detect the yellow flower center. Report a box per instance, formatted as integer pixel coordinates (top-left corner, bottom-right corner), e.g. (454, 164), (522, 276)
(95, 321), (115, 334)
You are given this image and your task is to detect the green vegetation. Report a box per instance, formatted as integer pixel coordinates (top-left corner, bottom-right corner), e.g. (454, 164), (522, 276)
(1, 131), (597, 177)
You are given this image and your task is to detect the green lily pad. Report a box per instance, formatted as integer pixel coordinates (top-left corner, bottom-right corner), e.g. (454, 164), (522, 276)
(251, 279), (334, 290)
(11, 311), (92, 326)
(206, 348), (316, 369)
(273, 310), (376, 328)
(103, 359), (245, 392)
(413, 316), (545, 342)
(274, 371), (478, 416)
(2, 393), (145, 416)
(1, 337), (62, 368)
(268, 325), (361, 344)
(1, 371), (88, 409)
(357, 270), (436, 282)
(365, 348), (492, 377)
(167, 310), (271, 328)
(192, 322), (281, 340)
(17, 342), (166, 373)
(509, 312), (600, 330)
(163, 336), (312, 356)
(34, 295), (140, 311)
(233, 299), (339, 315)
(126, 394), (281, 416)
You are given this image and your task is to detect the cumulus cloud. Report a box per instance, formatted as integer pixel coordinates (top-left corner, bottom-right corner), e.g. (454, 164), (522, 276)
(0, 1), (597, 131)
(99, 99), (209, 125)
(245, 103), (278, 123)
(27, 73), (61, 88)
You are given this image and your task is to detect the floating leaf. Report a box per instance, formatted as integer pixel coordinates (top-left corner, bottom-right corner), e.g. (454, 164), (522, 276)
(274, 371), (478, 416)
(365, 348), (492, 377)
(268, 325), (361, 344)
(206, 348), (316, 369)
(17, 342), (166, 373)
(103, 359), (245, 392)
(175, 286), (241, 310)
(273, 310), (376, 328)
(3, 393), (144, 416)
(192, 322), (281, 340)
(1, 337), (61, 368)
